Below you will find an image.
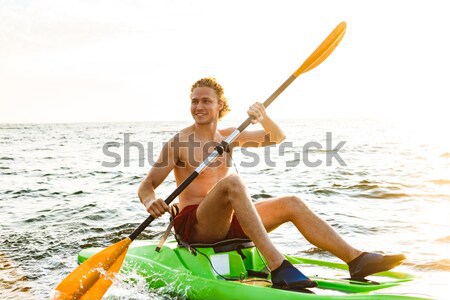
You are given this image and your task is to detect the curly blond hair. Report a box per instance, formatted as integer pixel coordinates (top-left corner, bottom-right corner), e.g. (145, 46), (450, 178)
(191, 77), (230, 120)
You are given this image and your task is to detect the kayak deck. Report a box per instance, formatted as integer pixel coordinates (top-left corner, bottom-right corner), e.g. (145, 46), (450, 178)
(78, 240), (427, 299)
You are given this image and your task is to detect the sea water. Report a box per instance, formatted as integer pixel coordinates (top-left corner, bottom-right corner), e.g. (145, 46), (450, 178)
(1, 119), (449, 299)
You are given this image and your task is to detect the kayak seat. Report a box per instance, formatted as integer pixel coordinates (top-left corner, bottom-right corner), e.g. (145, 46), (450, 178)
(174, 237), (272, 280)
(176, 237), (254, 259)
(190, 238), (254, 255)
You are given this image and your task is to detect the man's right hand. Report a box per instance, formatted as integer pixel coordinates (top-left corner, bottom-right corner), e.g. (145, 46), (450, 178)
(143, 198), (170, 218)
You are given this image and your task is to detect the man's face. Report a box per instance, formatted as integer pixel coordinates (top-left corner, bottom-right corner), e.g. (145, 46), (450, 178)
(190, 87), (223, 125)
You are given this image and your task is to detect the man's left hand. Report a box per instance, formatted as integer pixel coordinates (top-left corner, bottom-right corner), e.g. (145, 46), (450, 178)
(247, 102), (267, 124)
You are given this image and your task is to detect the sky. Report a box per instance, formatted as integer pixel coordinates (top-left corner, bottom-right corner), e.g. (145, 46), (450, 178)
(0, 0), (449, 124)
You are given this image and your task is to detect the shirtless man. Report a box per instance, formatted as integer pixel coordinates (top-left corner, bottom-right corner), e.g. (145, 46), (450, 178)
(138, 77), (405, 290)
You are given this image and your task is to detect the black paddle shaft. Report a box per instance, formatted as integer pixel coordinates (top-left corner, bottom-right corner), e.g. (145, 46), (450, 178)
(129, 74), (297, 241)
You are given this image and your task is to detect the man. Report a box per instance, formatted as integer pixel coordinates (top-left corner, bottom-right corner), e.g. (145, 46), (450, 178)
(138, 77), (405, 290)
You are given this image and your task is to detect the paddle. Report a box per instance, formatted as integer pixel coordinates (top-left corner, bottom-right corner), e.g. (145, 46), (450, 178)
(53, 21), (347, 300)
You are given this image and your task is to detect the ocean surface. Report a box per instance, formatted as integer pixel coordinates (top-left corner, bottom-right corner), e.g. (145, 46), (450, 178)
(0, 119), (449, 299)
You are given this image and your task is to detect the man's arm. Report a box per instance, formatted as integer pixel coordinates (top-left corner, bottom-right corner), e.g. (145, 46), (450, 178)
(224, 102), (286, 147)
(138, 137), (178, 218)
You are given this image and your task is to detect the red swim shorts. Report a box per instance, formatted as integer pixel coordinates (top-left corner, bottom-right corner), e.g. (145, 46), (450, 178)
(173, 205), (248, 244)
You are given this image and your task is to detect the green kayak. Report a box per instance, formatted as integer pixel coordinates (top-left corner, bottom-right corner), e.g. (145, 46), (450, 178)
(78, 239), (427, 300)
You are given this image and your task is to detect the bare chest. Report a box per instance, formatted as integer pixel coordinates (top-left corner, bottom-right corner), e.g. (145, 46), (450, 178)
(177, 139), (231, 177)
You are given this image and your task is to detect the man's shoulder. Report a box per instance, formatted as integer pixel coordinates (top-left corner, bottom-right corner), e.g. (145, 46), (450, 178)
(179, 125), (195, 136)
(166, 125), (193, 143)
(219, 127), (237, 137)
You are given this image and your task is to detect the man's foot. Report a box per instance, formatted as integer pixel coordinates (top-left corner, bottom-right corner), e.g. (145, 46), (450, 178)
(271, 260), (317, 290)
(348, 252), (406, 279)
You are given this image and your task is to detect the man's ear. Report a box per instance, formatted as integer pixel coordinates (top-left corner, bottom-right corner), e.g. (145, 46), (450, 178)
(218, 100), (224, 110)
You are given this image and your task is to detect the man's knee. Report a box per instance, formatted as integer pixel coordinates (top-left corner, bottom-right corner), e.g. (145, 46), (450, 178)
(265, 196), (309, 222)
(286, 195), (308, 210)
(219, 174), (246, 196)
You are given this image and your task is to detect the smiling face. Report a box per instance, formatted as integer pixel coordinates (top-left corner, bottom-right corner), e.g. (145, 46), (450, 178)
(190, 87), (223, 125)
(190, 78), (230, 121)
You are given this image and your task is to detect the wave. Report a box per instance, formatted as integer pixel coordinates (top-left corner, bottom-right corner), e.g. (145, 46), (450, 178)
(71, 190), (85, 195)
(11, 188), (48, 195)
(334, 180), (409, 199)
(414, 259), (450, 271)
(430, 179), (450, 185)
(312, 188), (338, 196)
(0, 156), (14, 160)
(0, 252), (35, 299)
(112, 173), (123, 179)
(435, 236), (450, 243)
(124, 175), (144, 185)
(80, 222), (154, 247)
(24, 214), (48, 223)
(253, 193), (273, 199)
(302, 247), (330, 255)
(358, 190), (410, 199)
(410, 193), (450, 200)
(88, 170), (110, 175)
(1, 171), (17, 176)
(345, 180), (380, 191)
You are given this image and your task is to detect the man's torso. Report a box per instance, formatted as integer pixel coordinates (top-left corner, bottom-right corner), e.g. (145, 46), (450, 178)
(173, 126), (233, 209)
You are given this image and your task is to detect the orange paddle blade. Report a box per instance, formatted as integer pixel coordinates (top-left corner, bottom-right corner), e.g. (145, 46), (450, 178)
(293, 21), (347, 77)
(52, 238), (131, 300)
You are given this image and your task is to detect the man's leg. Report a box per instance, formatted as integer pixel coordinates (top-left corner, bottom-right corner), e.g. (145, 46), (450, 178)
(255, 195), (406, 278)
(192, 174), (285, 270)
(255, 195), (361, 263)
(192, 174), (317, 289)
